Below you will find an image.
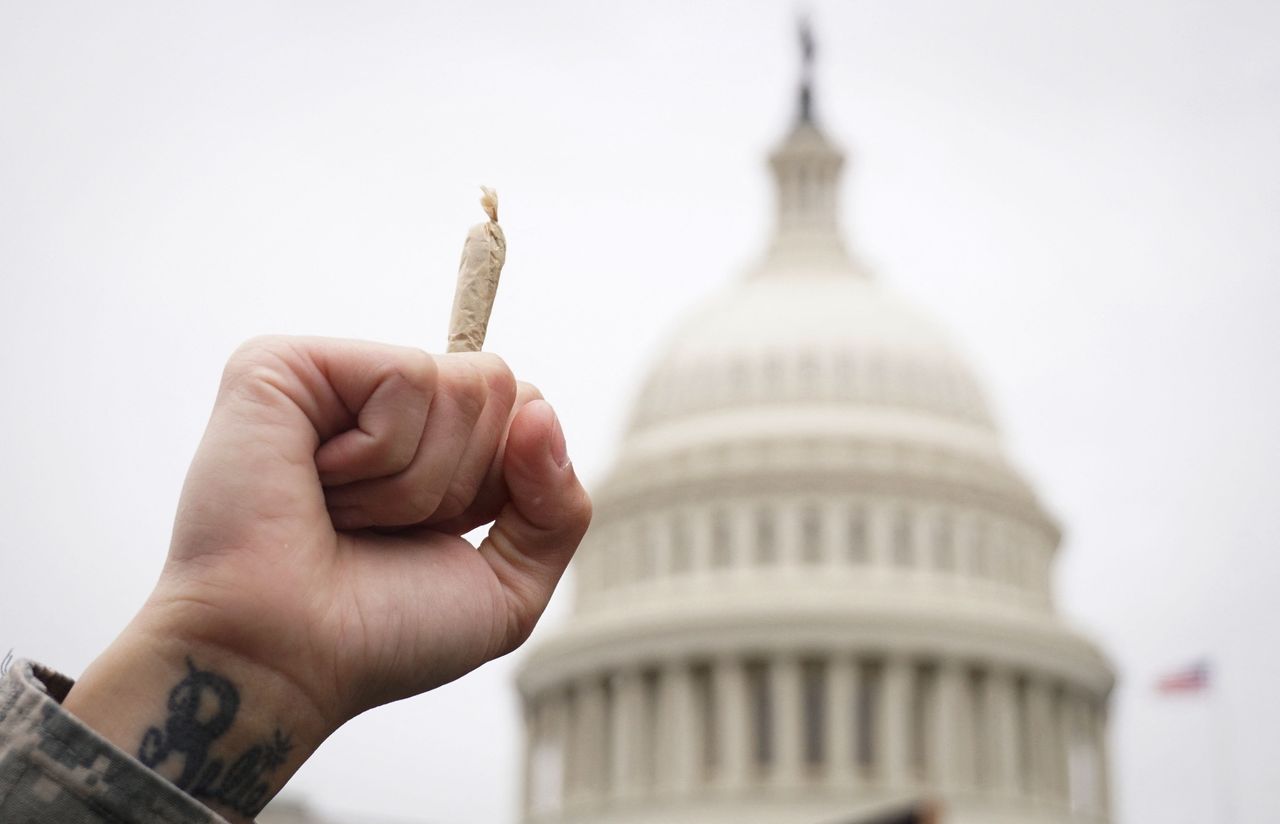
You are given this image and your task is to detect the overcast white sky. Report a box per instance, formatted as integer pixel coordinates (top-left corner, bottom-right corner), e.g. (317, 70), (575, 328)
(2, 2), (1278, 822)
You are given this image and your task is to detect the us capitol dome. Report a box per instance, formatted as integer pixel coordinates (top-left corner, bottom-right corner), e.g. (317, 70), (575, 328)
(516, 32), (1113, 824)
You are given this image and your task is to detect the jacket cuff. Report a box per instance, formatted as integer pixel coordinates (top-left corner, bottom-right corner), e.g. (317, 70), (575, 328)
(0, 657), (229, 823)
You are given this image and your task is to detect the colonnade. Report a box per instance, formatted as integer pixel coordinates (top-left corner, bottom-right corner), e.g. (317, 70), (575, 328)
(523, 653), (1109, 821)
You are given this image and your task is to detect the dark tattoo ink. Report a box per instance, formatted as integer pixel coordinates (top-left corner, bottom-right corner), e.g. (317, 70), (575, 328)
(138, 657), (293, 817)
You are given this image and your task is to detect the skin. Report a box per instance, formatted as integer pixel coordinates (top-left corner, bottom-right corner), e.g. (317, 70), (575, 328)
(62, 336), (593, 823)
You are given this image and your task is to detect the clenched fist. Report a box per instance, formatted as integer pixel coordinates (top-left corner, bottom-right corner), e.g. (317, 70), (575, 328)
(63, 337), (592, 822)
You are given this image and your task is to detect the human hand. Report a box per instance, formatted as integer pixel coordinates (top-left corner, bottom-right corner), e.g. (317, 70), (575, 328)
(63, 336), (591, 822)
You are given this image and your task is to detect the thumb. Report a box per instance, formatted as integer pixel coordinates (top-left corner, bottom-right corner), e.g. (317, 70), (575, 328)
(479, 399), (592, 656)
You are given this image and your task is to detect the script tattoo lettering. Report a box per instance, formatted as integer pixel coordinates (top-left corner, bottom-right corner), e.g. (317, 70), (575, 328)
(138, 657), (293, 817)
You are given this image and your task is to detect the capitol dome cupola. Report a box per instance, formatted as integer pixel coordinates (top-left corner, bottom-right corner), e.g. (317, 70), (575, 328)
(760, 19), (858, 276)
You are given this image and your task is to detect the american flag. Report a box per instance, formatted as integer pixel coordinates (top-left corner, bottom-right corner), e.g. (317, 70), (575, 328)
(1155, 659), (1210, 694)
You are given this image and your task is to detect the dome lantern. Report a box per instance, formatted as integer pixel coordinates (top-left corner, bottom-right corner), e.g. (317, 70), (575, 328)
(759, 22), (861, 277)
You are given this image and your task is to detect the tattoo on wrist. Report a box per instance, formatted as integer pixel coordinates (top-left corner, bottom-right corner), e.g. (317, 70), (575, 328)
(138, 657), (293, 817)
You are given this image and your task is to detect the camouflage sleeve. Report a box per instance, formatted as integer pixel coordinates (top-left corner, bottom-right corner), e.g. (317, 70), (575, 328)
(0, 658), (230, 824)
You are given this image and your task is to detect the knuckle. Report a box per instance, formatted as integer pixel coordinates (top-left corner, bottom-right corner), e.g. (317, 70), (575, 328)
(225, 335), (281, 374)
(370, 349), (437, 397)
(233, 333), (288, 357)
(516, 381), (544, 403)
(220, 336), (297, 396)
(401, 477), (445, 520)
(473, 353), (517, 402)
(448, 359), (490, 420)
(433, 484), (472, 521)
(397, 349), (438, 393)
(364, 433), (408, 475)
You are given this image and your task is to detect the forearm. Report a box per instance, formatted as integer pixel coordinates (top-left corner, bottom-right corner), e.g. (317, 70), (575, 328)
(63, 621), (332, 823)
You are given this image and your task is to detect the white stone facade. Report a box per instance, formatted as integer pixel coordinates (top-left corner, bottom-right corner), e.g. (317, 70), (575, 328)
(517, 78), (1113, 824)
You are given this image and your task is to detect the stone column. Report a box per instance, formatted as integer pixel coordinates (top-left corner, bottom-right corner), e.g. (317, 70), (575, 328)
(1025, 677), (1053, 803)
(658, 661), (698, 797)
(827, 654), (856, 788)
(1050, 689), (1069, 805)
(771, 655), (804, 787)
(1059, 690), (1090, 813)
(931, 659), (967, 792)
(984, 668), (1020, 798)
(560, 687), (580, 811)
(876, 657), (913, 788)
(1091, 699), (1112, 818)
(713, 655), (749, 792)
(578, 678), (608, 807)
(851, 658), (870, 779)
(521, 696), (537, 820)
(610, 669), (644, 802)
(540, 689), (569, 819)
(564, 684), (596, 813)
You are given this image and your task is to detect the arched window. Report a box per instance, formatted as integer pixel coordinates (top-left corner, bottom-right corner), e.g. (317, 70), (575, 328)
(973, 520), (991, 579)
(801, 504), (823, 564)
(1007, 542), (1024, 589)
(835, 353), (854, 396)
(990, 529), (1012, 585)
(670, 512), (691, 574)
(602, 531), (621, 590)
(730, 358), (747, 397)
(847, 508), (868, 564)
(755, 507), (777, 565)
(893, 510), (914, 567)
(868, 354), (885, 397)
(636, 520), (656, 581)
(763, 356), (784, 398)
(933, 513), (955, 572)
(798, 352), (819, 394)
(711, 507), (732, 569)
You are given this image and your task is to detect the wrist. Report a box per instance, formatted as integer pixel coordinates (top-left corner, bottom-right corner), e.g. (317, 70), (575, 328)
(64, 615), (333, 823)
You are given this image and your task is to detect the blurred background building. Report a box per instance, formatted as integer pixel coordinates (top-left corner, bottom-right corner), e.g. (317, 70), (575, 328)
(516, 31), (1114, 824)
